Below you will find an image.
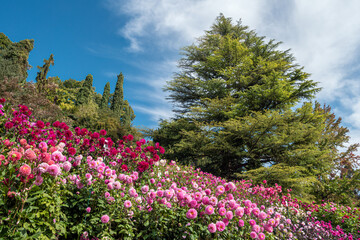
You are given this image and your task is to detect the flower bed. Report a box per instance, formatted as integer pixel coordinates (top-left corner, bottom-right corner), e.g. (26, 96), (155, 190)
(0, 99), (359, 239)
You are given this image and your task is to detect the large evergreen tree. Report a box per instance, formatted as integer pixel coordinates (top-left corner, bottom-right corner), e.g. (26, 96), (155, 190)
(151, 14), (358, 201)
(166, 15), (319, 118)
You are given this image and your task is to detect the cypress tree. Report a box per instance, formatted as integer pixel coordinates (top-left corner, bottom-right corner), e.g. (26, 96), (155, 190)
(111, 73), (124, 115)
(122, 100), (135, 128)
(76, 74), (93, 105)
(100, 82), (110, 109)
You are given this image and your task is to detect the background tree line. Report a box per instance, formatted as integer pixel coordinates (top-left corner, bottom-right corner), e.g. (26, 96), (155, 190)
(0, 32), (139, 141)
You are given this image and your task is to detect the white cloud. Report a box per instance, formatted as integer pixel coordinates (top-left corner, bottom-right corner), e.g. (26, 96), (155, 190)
(132, 104), (173, 122)
(348, 98), (360, 129)
(278, 1), (360, 151)
(106, 0), (265, 51)
(105, 0), (360, 151)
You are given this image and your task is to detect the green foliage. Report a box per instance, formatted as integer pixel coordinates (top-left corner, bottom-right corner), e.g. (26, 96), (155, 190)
(0, 33), (34, 83)
(73, 100), (100, 128)
(308, 201), (360, 234)
(93, 108), (128, 140)
(99, 82), (111, 109)
(122, 100), (135, 128)
(76, 74), (94, 106)
(150, 118), (201, 166)
(35, 54), (54, 93)
(152, 14), (358, 202)
(0, 32), (140, 141)
(166, 14), (320, 117)
(0, 77), (69, 124)
(111, 73), (124, 115)
(108, 73), (136, 130)
(50, 78), (79, 113)
(240, 164), (319, 202)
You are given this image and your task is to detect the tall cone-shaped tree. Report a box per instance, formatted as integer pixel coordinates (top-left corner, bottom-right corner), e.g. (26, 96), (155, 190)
(111, 73), (124, 116)
(122, 100), (135, 128)
(109, 73), (136, 128)
(151, 14), (357, 202)
(100, 82), (110, 109)
(35, 54), (54, 93)
(76, 74), (94, 105)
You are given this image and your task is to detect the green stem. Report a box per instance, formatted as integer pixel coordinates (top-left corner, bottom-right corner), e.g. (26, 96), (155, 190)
(83, 187), (93, 225)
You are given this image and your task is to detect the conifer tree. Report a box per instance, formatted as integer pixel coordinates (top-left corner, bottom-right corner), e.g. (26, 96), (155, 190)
(100, 82), (110, 109)
(111, 73), (124, 115)
(76, 74), (93, 105)
(122, 100), (135, 128)
(35, 54), (54, 93)
(151, 14), (357, 201)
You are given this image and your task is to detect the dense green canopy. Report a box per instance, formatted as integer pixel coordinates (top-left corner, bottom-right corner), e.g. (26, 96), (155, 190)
(0, 33), (34, 83)
(151, 14), (359, 202)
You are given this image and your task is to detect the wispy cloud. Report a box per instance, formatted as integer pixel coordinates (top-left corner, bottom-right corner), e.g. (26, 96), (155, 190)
(132, 104), (173, 122)
(262, 1), (360, 150)
(105, 0), (265, 51)
(105, 0), (360, 150)
(103, 71), (118, 79)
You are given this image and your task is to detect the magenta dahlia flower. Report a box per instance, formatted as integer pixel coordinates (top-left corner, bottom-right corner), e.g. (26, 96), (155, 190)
(186, 208), (198, 219)
(101, 215), (109, 223)
(124, 200), (132, 208)
(216, 221), (225, 232)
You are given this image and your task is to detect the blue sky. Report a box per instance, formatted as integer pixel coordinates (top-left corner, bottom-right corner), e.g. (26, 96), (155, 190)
(1, 0), (360, 151)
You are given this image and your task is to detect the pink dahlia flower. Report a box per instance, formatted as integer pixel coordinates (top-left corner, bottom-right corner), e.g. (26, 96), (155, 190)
(113, 181), (121, 189)
(63, 161), (72, 172)
(186, 208), (198, 219)
(47, 164), (60, 176)
(208, 223), (216, 233)
(258, 232), (266, 240)
(239, 219), (245, 227)
(124, 200), (132, 208)
(216, 221), (225, 232)
(218, 207), (226, 216)
(101, 215), (109, 223)
(19, 164), (31, 176)
(34, 176), (43, 186)
(141, 185), (149, 194)
(235, 207), (244, 217)
(226, 211), (233, 220)
(51, 151), (64, 162)
(216, 185), (225, 194)
(24, 149), (37, 161)
(205, 205), (214, 215)
(250, 231), (258, 239)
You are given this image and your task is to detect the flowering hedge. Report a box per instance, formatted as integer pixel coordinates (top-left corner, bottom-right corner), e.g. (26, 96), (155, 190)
(0, 99), (359, 240)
